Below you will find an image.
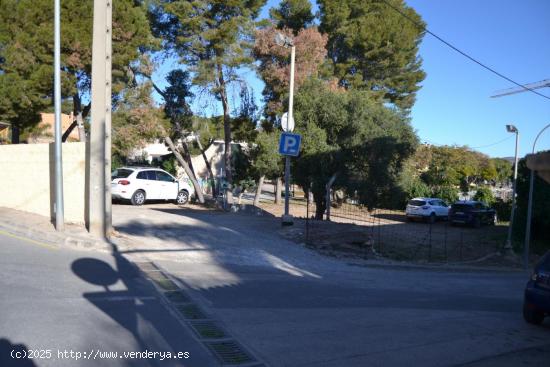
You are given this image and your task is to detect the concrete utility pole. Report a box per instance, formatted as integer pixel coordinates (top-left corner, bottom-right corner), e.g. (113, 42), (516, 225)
(88, 0), (112, 239)
(53, 0), (64, 231)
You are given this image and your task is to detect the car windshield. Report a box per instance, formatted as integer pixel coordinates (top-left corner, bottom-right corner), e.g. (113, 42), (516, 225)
(112, 168), (133, 179)
(408, 200), (426, 206)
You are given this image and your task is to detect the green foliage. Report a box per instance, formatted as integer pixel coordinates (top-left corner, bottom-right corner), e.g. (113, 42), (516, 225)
(513, 156), (550, 254)
(231, 86), (260, 142)
(161, 156), (178, 176)
(431, 185), (459, 205)
(493, 198), (511, 223)
(163, 69), (194, 134)
(269, 0), (315, 33)
(0, 0), (155, 138)
(250, 130), (282, 179)
(293, 78), (418, 212)
(318, 0), (426, 111)
(150, 0), (266, 188)
(491, 158), (513, 184)
(112, 83), (169, 158)
(419, 145), (496, 188)
(473, 186), (495, 206)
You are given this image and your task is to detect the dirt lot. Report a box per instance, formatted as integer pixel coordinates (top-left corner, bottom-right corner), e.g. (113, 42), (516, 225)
(242, 196), (519, 266)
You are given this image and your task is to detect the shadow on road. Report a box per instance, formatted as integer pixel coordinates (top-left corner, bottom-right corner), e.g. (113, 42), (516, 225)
(0, 339), (38, 367)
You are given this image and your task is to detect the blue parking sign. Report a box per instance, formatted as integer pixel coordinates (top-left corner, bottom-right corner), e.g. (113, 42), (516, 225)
(279, 132), (302, 156)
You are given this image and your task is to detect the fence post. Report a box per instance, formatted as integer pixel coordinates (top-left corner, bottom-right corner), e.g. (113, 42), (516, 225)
(428, 221), (432, 262)
(444, 221), (448, 262)
(305, 191), (309, 244)
(325, 174), (338, 221)
(460, 228), (464, 261)
(377, 209), (382, 253)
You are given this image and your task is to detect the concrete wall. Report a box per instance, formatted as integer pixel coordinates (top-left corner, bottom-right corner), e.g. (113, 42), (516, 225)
(0, 142), (86, 223)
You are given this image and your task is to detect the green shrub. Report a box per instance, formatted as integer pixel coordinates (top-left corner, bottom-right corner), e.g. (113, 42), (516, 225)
(473, 186), (495, 206)
(493, 198), (511, 222)
(431, 185), (459, 204)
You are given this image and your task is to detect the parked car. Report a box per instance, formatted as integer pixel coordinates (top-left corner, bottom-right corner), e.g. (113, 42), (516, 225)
(405, 198), (450, 223)
(448, 201), (497, 227)
(111, 167), (194, 206)
(523, 251), (550, 325)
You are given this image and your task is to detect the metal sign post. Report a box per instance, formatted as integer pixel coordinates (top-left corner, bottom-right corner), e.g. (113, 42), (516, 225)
(53, 0), (64, 231)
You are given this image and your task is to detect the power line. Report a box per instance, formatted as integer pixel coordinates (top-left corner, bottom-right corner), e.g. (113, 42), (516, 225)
(422, 135), (513, 149)
(469, 135), (513, 149)
(379, 0), (550, 101)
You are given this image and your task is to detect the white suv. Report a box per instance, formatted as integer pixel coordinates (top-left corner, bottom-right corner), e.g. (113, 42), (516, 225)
(111, 167), (194, 206)
(405, 197), (449, 223)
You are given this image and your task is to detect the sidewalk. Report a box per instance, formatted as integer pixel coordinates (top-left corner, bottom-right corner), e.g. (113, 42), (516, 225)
(0, 207), (109, 251)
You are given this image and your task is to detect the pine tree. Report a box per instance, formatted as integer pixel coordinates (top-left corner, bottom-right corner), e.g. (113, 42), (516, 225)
(150, 0), (266, 204)
(318, 0), (426, 111)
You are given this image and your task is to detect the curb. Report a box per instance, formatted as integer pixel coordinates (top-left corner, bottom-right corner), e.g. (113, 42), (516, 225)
(0, 219), (111, 252)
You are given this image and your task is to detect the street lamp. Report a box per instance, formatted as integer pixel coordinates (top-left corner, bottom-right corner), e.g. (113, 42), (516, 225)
(524, 123), (550, 269)
(504, 124), (519, 253)
(275, 32), (295, 226)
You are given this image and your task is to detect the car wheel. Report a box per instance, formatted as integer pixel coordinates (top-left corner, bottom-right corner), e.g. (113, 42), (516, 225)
(131, 190), (146, 206)
(428, 212), (436, 224)
(175, 190), (189, 205)
(523, 303), (545, 325)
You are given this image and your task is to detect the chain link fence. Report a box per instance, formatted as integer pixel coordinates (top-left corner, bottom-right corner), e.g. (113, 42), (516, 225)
(301, 195), (508, 264)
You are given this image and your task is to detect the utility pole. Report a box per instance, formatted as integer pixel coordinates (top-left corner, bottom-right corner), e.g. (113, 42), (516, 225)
(88, 0), (112, 239)
(53, 0), (64, 231)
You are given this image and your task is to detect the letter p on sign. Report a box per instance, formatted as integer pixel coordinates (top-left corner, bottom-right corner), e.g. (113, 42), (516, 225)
(279, 132), (302, 157)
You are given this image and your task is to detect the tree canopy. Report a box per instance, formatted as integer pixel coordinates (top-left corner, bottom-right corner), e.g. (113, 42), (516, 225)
(293, 78), (418, 216)
(318, 0), (426, 111)
(150, 0), (266, 203)
(0, 0), (155, 141)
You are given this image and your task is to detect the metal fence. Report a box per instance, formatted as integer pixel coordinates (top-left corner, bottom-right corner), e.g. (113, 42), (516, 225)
(301, 197), (508, 264)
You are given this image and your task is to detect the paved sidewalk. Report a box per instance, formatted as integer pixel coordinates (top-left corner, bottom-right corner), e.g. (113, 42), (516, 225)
(0, 207), (109, 251)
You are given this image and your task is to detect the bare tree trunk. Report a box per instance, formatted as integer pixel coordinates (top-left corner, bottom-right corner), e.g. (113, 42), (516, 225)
(254, 175), (265, 207)
(165, 136), (205, 204)
(180, 139), (195, 175)
(196, 137), (217, 196)
(217, 63), (233, 205)
(275, 177), (282, 204)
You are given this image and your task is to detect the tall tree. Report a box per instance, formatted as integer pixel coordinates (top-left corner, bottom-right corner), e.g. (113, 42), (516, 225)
(150, 0), (266, 204)
(254, 26), (328, 124)
(0, 0), (154, 142)
(318, 0), (426, 111)
(293, 78), (418, 217)
(269, 0), (315, 34)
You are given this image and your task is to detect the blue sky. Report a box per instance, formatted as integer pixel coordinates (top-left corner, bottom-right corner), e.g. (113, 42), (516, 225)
(152, 0), (550, 158)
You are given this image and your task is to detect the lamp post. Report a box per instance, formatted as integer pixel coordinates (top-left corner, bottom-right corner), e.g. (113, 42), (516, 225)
(503, 124), (519, 253)
(53, 0), (64, 231)
(275, 32), (295, 226)
(524, 123), (550, 269)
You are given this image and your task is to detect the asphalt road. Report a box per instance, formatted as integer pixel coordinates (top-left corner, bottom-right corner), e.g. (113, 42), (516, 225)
(0, 230), (219, 367)
(113, 204), (550, 367)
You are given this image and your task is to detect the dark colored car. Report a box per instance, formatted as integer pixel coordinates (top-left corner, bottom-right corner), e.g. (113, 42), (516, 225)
(448, 201), (497, 227)
(524, 251), (550, 325)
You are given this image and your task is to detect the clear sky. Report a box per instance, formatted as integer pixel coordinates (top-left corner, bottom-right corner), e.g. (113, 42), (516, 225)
(152, 0), (550, 158)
